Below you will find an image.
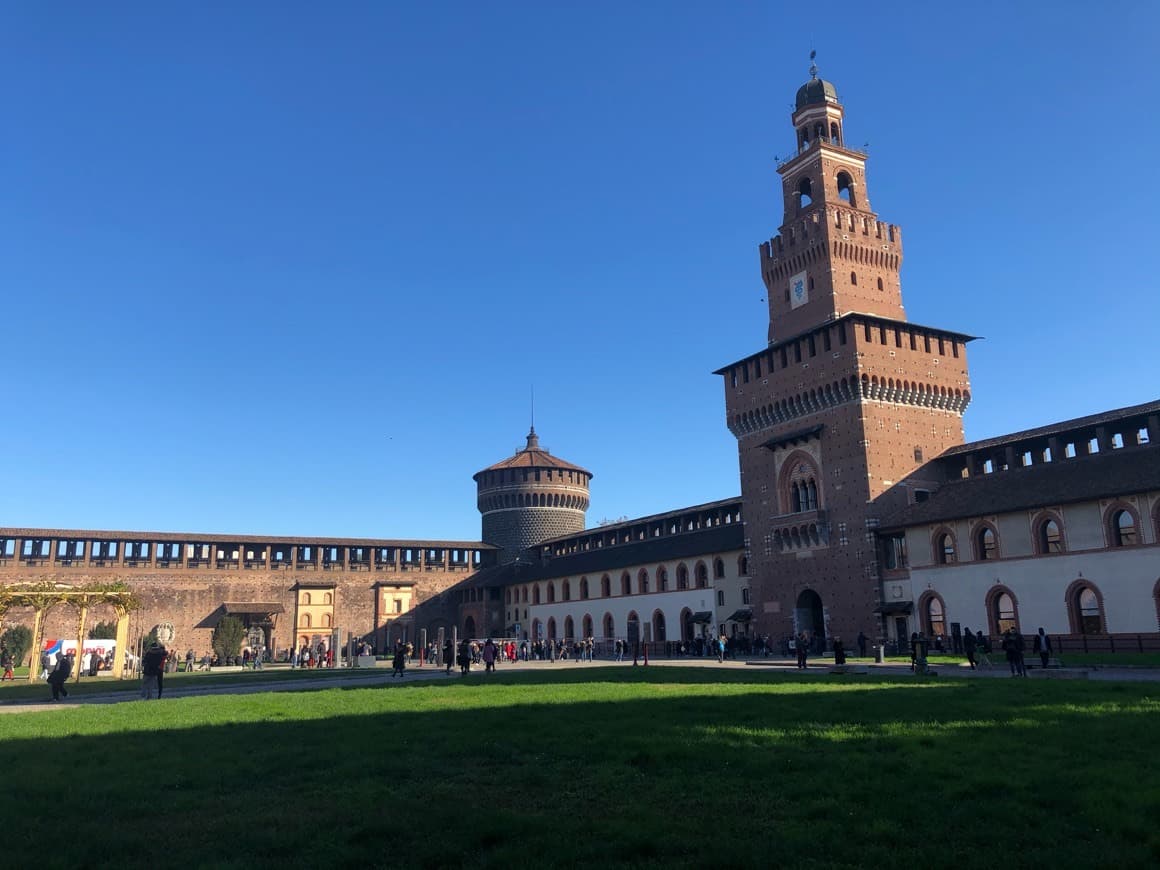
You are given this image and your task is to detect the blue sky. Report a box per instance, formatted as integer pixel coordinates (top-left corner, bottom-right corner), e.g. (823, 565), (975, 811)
(2, 3), (1157, 541)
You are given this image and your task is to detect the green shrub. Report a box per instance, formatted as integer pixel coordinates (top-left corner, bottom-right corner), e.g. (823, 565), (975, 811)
(88, 620), (118, 640)
(212, 617), (246, 662)
(1, 625), (33, 668)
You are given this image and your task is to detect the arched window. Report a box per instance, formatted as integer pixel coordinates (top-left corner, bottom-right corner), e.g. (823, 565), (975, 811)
(877, 277), (884, 291)
(603, 613), (614, 640)
(580, 577), (589, 600)
(1110, 508), (1139, 547)
(547, 582), (556, 603)
(547, 618), (557, 640)
(920, 593), (947, 638)
(695, 562), (708, 588)
(562, 580), (571, 601)
(323, 592), (333, 605)
(601, 574), (611, 597)
(850, 271), (857, 286)
(522, 586), (528, 603)
(987, 587), (1019, 635)
(620, 573), (631, 596)
(653, 610), (667, 643)
(798, 176), (813, 211)
(505, 589), (512, 605)
(533, 584), (541, 605)
(564, 616), (574, 640)
(1067, 581), (1105, 635)
(836, 170), (856, 206)
(300, 613), (311, 628)
(1036, 516), (1065, 554)
(714, 558), (725, 579)
(676, 564), (688, 590)
(738, 555), (748, 576)
(780, 452), (822, 515)
(935, 530), (956, 564)
(638, 569), (650, 594)
(975, 526), (998, 561)
(657, 567), (668, 591)
(302, 592), (312, 605)
(322, 613), (332, 628)
(582, 614), (593, 639)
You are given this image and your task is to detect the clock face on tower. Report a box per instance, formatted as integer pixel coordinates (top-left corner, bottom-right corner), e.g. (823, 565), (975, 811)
(790, 270), (808, 309)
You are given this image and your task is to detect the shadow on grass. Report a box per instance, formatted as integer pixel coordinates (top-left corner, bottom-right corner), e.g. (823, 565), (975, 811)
(1, 669), (1157, 868)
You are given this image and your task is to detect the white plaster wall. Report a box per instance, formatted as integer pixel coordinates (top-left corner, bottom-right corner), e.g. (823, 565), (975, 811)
(516, 549), (746, 642)
(911, 546), (1160, 634)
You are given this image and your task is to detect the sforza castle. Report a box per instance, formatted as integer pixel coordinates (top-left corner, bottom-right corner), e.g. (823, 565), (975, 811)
(3, 65), (1158, 657)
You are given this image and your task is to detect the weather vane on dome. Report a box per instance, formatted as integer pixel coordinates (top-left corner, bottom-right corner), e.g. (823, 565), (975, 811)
(809, 49), (818, 80)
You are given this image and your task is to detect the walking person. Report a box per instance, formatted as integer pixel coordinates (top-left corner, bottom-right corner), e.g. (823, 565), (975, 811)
(856, 631), (868, 658)
(1013, 629), (1027, 677)
(962, 626), (977, 670)
(1001, 629), (1020, 677)
(391, 641), (406, 678)
(1034, 628), (1052, 669)
(141, 642), (167, 700)
(1, 646), (14, 681)
(443, 638), (454, 675)
(457, 640), (471, 676)
(47, 653), (72, 702)
(796, 632), (809, 669)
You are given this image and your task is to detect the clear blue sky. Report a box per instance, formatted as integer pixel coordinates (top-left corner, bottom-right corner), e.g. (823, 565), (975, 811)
(2, 3), (1157, 541)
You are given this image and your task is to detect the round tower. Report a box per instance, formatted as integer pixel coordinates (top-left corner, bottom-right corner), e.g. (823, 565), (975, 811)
(474, 428), (591, 564)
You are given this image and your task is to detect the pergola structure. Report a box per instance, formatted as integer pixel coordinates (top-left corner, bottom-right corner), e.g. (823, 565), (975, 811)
(0, 580), (140, 682)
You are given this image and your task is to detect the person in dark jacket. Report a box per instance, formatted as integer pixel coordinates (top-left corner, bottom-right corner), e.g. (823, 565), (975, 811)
(141, 643), (168, 699)
(391, 641), (406, 678)
(443, 639), (454, 674)
(457, 640), (471, 676)
(962, 626), (977, 670)
(48, 653), (72, 701)
(1034, 628), (1052, 669)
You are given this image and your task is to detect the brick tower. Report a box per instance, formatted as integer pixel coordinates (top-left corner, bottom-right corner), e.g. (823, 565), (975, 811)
(474, 428), (592, 564)
(716, 59), (974, 645)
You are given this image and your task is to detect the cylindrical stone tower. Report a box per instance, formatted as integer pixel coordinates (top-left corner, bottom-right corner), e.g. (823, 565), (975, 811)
(474, 428), (591, 564)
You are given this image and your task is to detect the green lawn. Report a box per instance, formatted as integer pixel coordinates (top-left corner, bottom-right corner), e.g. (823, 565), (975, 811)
(0, 662), (394, 701)
(1, 668), (1157, 868)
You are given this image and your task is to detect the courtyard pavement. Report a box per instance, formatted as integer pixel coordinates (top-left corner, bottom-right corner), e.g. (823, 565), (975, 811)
(3, 655), (1158, 713)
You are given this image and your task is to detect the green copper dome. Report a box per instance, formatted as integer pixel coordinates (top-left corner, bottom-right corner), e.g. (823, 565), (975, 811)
(795, 76), (839, 110)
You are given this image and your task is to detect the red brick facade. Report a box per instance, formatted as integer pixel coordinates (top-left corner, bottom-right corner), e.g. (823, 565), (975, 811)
(718, 70), (973, 646)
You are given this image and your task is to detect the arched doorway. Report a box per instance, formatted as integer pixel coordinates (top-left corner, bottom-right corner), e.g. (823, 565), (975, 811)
(795, 589), (825, 640)
(463, 616), (476, 639)
(547, 617), (557, 640)
(564, 616), (574, 641)
(653, 610), (666, 642)
(681, 607), (694, 643)
(602, 613), (614, 641)
(626, 611), (640, 646)
(582, 614), (593, 639)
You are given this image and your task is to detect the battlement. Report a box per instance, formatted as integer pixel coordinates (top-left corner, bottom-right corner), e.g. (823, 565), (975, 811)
(760, 210), (901, 264)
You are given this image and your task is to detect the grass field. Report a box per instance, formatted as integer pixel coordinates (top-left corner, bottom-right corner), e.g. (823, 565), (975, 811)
(2, 667), (1157, 868)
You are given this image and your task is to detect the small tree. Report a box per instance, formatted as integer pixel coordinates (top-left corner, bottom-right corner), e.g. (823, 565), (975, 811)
(212, 616), (246, 663)
(1, 625), (33, 669)
(89, 620), (118, 640)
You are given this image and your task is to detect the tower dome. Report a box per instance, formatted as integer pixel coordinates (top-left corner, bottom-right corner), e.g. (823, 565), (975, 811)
(473, 428), (592, 564)
(794, 51), (840, 110)
(795, 76), (839, 110)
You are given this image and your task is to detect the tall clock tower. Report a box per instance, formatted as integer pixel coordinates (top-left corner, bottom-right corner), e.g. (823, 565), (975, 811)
(717, 59), (975, 645)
